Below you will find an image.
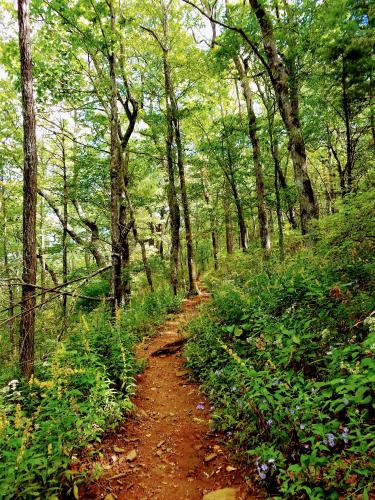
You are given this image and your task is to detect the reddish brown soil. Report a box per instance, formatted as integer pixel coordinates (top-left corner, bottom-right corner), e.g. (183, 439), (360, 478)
(80, 292), (260, 499)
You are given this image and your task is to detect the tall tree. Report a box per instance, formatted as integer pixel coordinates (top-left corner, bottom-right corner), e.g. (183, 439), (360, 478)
(18, 0), (38, 379)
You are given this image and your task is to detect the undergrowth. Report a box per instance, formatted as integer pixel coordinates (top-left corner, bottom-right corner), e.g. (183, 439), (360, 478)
(0, 286), (182, 499)
(185, 190), (375, 498)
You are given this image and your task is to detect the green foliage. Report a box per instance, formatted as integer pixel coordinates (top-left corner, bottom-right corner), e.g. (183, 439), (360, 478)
(185, 191), (375, 497)
(0, 286), (182, 498)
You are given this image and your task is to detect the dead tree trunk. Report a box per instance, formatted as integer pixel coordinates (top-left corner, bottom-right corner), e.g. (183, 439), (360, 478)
(18, 0), (38, 379)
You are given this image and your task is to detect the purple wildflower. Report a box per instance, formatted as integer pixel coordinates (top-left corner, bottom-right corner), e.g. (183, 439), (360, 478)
(300, 424), (305, 430)
(261, 464), (268, 471)
(266, 418), (273, 427)
(259, 472), (266, 480)
(196, 402), (205, 410)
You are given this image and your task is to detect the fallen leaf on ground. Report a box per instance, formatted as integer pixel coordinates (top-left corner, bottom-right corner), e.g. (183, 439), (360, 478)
(204, 452), (218, 462)
(226, 466), (237, 472)
(104, 494), (116, 500)
(113, 446), (125, 453)
(126, 449), (137, 462)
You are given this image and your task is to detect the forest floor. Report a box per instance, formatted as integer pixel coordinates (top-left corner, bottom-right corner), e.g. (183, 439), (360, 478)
(79, 290), (260, 500)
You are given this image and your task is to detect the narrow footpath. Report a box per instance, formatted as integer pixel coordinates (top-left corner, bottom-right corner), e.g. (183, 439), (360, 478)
(80, 292), (259, 499)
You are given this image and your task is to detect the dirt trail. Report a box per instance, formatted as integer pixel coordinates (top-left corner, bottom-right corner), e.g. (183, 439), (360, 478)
(80, 292), (257, 499)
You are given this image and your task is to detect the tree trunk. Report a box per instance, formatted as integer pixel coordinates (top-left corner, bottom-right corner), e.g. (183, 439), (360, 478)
(120, 151), (131, 304)
(173, 111), (198, 295)
(161, 13), (181, 296)
(274, 149), (285, 261)
(18, 0), (38, 380)
(249, 0), (318, 234)
(1, 178), (15, 347)
(223, 182), (234, 255)
(226, 171), (247, 251)
(108, 20), (122, 312)
(61, 134), (68, 337)
(342, 58), (353, 193)
(234, 56), (270, 254)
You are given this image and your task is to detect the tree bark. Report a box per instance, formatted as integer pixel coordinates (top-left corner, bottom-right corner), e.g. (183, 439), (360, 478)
(160, 10), (181, 295)
(18, 0), (38, 380)
(249, 0), (318, 234)
(172, 105), (198, 295)
(234, 56), (270, 254)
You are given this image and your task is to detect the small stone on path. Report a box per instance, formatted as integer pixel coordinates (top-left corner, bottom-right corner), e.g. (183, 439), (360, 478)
(203, 487), (239, 500)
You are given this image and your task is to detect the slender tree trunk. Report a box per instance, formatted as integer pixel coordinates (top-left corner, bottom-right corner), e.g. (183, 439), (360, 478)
(173, 112), (198, 295)
(127, 192), (154, 292)
(61, 134), (68, 336)
(342, 58), (353, 193)
(120, 151), (131, 304)
(18, 0), (38, 380)
(39, 195), (46, 304)
(234, 56), (270, 254)
(1, 179), (15, 347)
(274, 150), (285, 261)
(108, 9), (122, 312)
(223, 182), (234, 255)
(249, 0), (318, 234)
(226, 172), (247, 251)
(201, 170), (219, 269)
(161, 16), (181, 295)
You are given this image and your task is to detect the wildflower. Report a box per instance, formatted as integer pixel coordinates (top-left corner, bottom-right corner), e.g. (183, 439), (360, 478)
(261, 464), (268, 471)
(268, 458), (275, 463)
(259, 472), (266, 480)
(227, 431), (232, 437)
(328, 433), (335, 447)
(266, 418), (273, 427)
(311, 388), (316, 393)
(300, 424), (305, 430)
(343, 427), (349, 433)
(296, 405), (300, 410)
(8, 380), (19, 391)
(290, 409), (295, 415)
(323, 439), (328, 445)
(304, 444), (310, 449)
(196, 403), (205, 410)
(231, 387), (237, 392)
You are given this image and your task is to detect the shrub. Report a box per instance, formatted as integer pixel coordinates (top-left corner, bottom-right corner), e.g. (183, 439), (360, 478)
(185, 191), (375, 498)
